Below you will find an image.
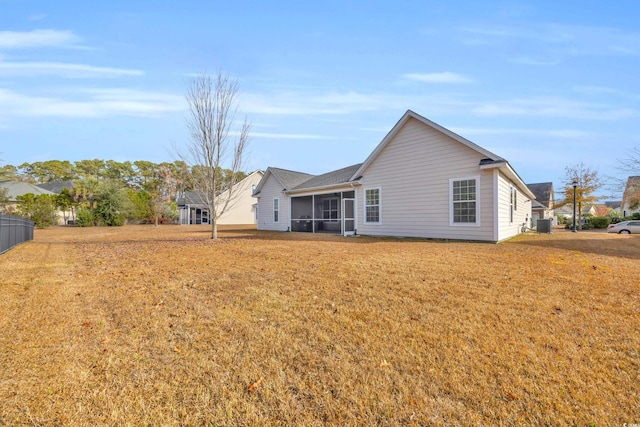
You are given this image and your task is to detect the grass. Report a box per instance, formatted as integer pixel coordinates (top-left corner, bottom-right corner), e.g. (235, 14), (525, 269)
(0, 225), (638, 426)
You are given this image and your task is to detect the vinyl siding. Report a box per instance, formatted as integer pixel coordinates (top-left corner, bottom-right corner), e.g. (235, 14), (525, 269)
(355, 117), (496, 241)
(216, 171), (263, 225)
(496, 172), (531, 241)
(255, 173), (290, 231)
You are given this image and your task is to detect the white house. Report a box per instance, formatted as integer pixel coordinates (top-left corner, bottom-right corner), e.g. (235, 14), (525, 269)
(178, 170), (263, 225)
(253, 110), (534, 242)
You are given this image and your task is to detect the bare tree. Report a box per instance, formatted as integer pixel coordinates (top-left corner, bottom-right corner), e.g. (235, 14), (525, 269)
(177, 72), (250, 239)
(619, 146), (640, 174)
(555, 162), (603, 229)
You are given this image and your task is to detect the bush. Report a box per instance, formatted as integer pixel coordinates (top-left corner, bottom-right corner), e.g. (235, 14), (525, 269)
(75, 208), (94, 227)
(588, 216), (610, 229)
(565, 221), (592, 230)
(608, 210), (624, 224)
(16, 193), (58, 228)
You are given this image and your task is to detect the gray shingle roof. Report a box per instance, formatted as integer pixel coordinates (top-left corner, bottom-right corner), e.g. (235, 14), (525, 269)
(526, 182), (553, 207)
(268, 168), (314, 190)
(177, 191), (206, 207)
(36, 180), (75, 194)
(291, 163), (362, 191)
(0, 180), (56, 200)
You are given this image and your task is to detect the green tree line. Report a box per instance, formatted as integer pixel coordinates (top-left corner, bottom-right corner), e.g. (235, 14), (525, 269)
(1, 159), (247, 228)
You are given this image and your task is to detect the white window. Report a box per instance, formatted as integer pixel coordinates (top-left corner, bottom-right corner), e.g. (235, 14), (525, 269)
(450, 177), (479, 225)
(322, 198), (339, 221)
(510, 187), (517, 223)
(365, 187), (381, 223)
(273, 198), (279, 223)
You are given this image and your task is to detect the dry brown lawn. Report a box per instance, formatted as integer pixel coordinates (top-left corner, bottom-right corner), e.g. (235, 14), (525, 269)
(0, 225), (638, 426)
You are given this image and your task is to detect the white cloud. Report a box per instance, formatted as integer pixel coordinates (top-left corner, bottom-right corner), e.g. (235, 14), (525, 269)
(0, 61), (143, 78)
(472, 97), (635, 120)
(241, 90), (400, 115)
(451, 127), (594, 139)
(249, 131), (337, 140)
(0, 29), (81, 49)
(0, 87), (184, 118)
(460, 23), (640, 57)
(403, 72), (472, 84)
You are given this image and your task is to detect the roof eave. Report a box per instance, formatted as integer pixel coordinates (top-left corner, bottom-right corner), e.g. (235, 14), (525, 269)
(481, 161), (536, 199)
(285, 181), (362, 196)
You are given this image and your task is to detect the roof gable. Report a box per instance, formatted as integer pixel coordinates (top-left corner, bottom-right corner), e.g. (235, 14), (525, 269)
(253, 167), (313, 195)
(351, 110), (504, 180)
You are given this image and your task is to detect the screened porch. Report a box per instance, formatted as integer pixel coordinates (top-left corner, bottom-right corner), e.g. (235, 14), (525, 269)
(290, 191), (355, 234)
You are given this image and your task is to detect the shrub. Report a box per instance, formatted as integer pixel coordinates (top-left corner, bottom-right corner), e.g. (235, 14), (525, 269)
(16, 193), (58, 228)
(75, 208), (94, 227)
(607, 210), (624, 224)
(588, 216), (610, 229)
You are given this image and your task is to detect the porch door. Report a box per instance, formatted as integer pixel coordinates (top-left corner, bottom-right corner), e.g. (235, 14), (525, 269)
(342, 198), (355, 236)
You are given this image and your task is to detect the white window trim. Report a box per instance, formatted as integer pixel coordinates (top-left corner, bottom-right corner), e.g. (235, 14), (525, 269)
(273, 198), (279, 223)
(510, 186), (515, 224)
(364, 186), (382, 225)
(449, 176), (480, 227)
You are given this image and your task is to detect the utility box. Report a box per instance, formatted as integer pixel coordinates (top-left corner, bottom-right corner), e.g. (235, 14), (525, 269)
(537, 218), (552, 233)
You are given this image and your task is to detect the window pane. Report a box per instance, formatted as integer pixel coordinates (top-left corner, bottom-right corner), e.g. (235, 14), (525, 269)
(452, 180), (476, 223)
(366, 206), (379, 222)
(366, 189), (379, 205)
(365, 189), (380, 222)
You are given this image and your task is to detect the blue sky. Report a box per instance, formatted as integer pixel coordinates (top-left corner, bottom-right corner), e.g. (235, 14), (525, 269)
(1, 0), (638, 198)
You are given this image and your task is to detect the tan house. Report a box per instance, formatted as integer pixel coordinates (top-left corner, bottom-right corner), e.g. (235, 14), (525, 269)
(178, 170), (263, 225)
(253, 110), (535, 242)
(621, 176), (640, 217)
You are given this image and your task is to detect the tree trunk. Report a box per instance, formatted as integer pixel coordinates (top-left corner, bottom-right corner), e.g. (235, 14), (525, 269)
(211, 217), (218, 239)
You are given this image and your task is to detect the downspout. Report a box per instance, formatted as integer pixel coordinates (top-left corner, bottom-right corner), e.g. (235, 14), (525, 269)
(350, 182), (358, 235)
(493, 170), (499, 242)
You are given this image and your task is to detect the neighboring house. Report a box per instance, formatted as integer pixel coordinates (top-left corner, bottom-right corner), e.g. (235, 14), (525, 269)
(604, 200), (622, 213)
(177, 170), (263, 225)
(0, 179), (61, 221)
(621, 176), (640, 217)
(36, 180), (75, 194)
(37, 181), (76, 224)
(527, 182), (554, 226)
(555, 204), (596, 219)
(253, 110), (535, 242)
